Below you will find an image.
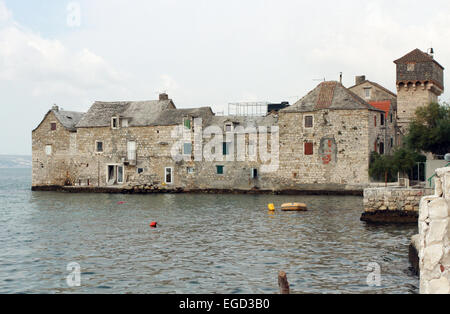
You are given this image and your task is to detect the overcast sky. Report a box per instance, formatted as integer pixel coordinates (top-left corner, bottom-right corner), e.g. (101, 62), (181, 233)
(1, 0), (449, 155)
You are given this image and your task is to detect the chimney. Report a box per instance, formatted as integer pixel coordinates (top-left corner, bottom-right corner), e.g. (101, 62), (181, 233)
(52, 104), (59, 112)
(355, 75), (366, 85)
(159, 93), (169, 101)
(339, 72), (343, 84)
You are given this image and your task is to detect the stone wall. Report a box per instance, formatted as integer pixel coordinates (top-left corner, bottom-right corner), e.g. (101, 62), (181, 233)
(32, 111), (76, 186)
(361, 187), (433, 223)
(349, 82), (398, 154)
(419, 167), (450, 294)
(276, 109), (377, 189)
(396, 84), (439, 132)
(33, 108), (384, 193)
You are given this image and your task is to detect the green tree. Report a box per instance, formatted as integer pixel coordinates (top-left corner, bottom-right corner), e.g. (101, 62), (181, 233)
(405, 103), (450, 156)
(369, 148), (426, 182)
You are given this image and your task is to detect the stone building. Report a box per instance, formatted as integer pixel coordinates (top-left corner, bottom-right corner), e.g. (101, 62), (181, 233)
(33, 49), (441, 193)
(32, 82), (385, 193)
(349, 76), (398, 154)
(394, 48), (444, 135)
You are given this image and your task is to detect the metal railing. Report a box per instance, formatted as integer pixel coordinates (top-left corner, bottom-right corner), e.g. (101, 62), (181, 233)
(427, 162), (450, 188)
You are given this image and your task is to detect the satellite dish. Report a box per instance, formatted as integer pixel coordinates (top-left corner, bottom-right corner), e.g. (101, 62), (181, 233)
(445, 153), (450, 162)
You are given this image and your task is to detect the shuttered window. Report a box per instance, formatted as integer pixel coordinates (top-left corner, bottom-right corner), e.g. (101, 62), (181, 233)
(50, 123), (57, 131)
(304, 142), (314, 155)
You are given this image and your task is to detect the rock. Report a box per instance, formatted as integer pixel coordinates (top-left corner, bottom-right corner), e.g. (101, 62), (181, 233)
(427, 277), (450, 294)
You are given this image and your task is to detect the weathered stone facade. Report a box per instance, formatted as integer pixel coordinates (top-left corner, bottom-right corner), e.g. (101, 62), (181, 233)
(419, 167), (450, 294)
(35, 50), (445, 194)
(349, 77), (398, 154)
(361, 187), (433, 223)
(31, 81), (394, 193)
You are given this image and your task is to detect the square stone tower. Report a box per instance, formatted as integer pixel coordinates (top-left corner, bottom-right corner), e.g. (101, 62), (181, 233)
(394, 48), (444, 134)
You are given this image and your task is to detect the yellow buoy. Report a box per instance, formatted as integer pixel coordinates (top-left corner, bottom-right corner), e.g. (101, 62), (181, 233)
(281, 203), (307, 212)
(268, 203), (275, 211)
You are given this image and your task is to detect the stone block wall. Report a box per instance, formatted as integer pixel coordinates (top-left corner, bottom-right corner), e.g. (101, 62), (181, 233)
(277, 109), (373, 188)
(419, 167), (450, 294)
(364, 187), (431, 212)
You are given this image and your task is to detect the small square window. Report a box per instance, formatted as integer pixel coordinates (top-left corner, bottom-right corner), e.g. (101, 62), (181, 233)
(137, 168), (144, 174)
(304, 142), (314, 155)
(187, 167), (195, 174)
(407, 63), (415, 71)
(216, 165), (224, 175)
(225, 123), (233, 132)
(50, 123), (57, 131)
(96, 141), (103, 153)
(304, 116), (313, 128)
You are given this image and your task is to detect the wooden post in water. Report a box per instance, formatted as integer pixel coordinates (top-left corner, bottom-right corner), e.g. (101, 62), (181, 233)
(278, 271), (290, 294)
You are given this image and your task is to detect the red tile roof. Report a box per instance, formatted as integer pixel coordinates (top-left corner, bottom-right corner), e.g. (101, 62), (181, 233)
(369, 101), (391, 118)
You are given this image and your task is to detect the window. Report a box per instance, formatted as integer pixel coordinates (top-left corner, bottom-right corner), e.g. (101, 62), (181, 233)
(187, 167), (195, 174)
(390, 137), (394, 148)
(216, 165), (224, 175)
(374, 116), (377, 127)
(390, 113), (393, 124)
(45, 145), (52, 156)
(127, 141), (136, 161)
(251, 168), (258, 179)
(379, 142), (385, 155)
(304, 116), (313, 128)
(96, 141), (103, 153)
(364, 88), (371, 99)
(304, 142), (314, 155)
(183, 143), (192, 155)
(407, 63), (415, 71)
(225, 123), (233, 132)
(380, 114), (385, 126)
(117, 166), (124, 184)
(165, 167), (173, 184)
(184, 118), (191, 130)
(112, 117), (119, 129)
(137, 168), (144, 174)
(50, 123), (57, 131)
(223, 142), (231, 156)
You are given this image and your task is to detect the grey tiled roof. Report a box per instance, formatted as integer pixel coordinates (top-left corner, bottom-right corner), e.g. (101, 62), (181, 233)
(53, 110), (85, 131)
(76, 100), (176, 128)
(282, 81), (385, 113)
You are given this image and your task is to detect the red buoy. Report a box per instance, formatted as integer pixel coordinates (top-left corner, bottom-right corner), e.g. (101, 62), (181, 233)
(150, 222), (158, 228)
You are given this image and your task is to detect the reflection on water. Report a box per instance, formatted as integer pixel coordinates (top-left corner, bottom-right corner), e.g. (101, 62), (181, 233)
(0, 169), (418, 294)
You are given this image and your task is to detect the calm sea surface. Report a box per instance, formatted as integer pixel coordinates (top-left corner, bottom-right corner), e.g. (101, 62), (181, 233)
(0, 168), (418, 294)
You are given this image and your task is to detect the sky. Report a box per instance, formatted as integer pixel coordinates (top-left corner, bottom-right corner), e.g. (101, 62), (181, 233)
(1, 0), (450, 155)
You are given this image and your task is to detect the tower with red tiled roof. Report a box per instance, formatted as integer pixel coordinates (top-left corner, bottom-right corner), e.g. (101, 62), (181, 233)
(394, 48), (444, 133)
